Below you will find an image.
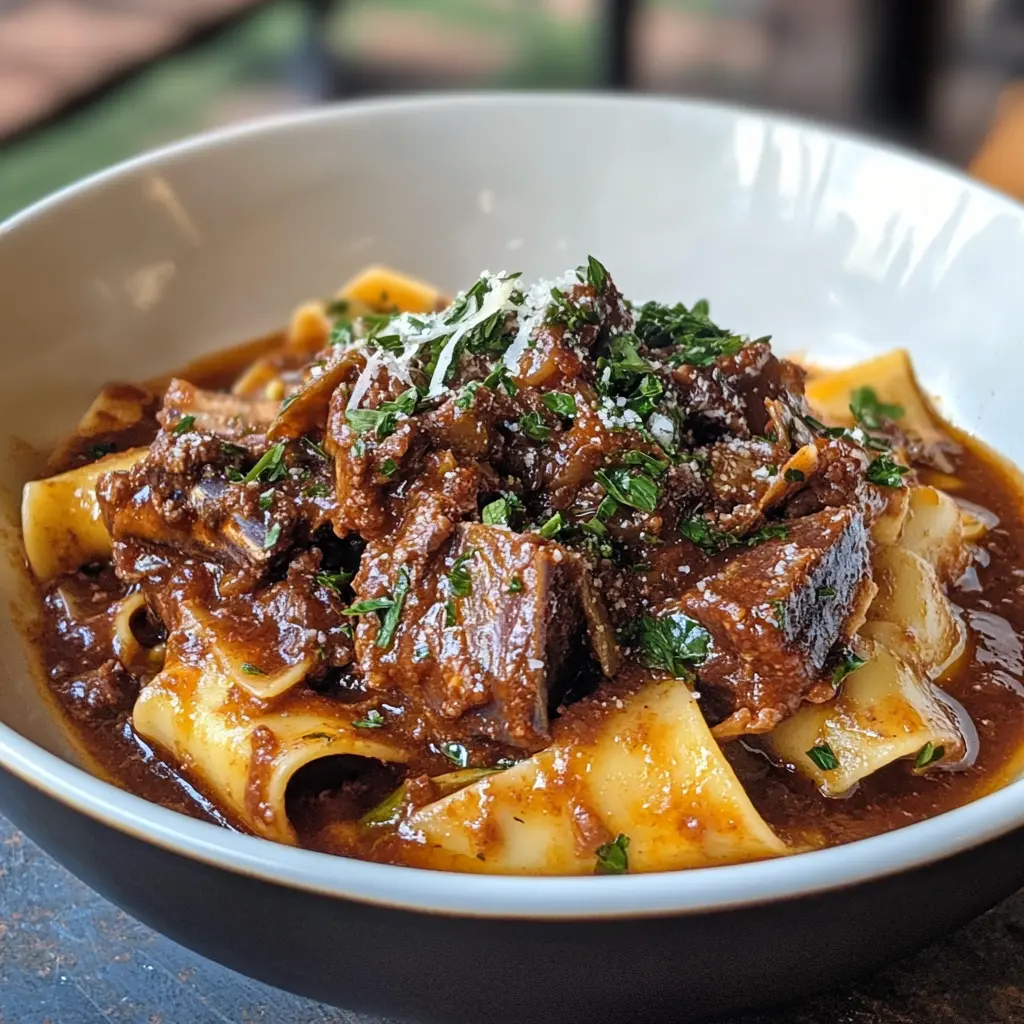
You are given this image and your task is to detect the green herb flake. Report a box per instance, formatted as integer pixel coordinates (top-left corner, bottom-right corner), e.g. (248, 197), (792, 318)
(594, 467), (660, 514)
(537, 512), (565, 539)
(342, 597), (396, 616)
(445, 599), (458, 627)
(303, 436), (329, 461)
(541, 391), (578, 418)
(243, 443), (288, 485)
(770, 599), (787, 631)
(455, 382), (480, 410)
(482, 493), (524, 528)
(376, 566), (411, 650)
(507, 576), (524, 594)
(807, 743), (840, 771)
(258, 488), (275, 511)
(441, 741), (469, 769)
(380, 458), (398, 479)
(832, 649), (867, 687)
(171, 414), (196, 436)
(240, 662), (266, 676)
(635, 299), (745, 366)
(866, 454), (910, 488)
(679, 517), (732, 554)
(263, 522), (281, 550)
(583, 255), (609, 292)
(447, 550), (475, 598)
(914, 741), (945, 772)
(633, 612), (711, 679)
(316, 569), (353, 594)
(622, 450), (669, 476)
(360, 784), (407, 827)
(784, 468), (805, 484)
(744, 524), (789, 547)
(353, 709), (386, 730)
(594, 833), (630, 875)
(518, 411), (552, 442)
(88, 442), (116, 459)
(849, 386), (904, 430)
(817, 585), (837, 600)
(303, 481), (331, 499)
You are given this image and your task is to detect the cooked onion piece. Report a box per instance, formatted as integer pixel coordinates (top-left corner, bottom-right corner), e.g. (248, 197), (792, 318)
(401, 678), (788, 874)
(133, 650), (409, 844)
(767, 640), (964, 796)
(21, 447), (147, 581)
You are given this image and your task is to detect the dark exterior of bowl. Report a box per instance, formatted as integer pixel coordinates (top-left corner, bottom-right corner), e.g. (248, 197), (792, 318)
(3, 764), (1024, 1024)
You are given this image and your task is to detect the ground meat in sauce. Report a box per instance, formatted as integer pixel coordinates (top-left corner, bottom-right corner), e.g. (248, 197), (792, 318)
(29, 261), (1024, 862)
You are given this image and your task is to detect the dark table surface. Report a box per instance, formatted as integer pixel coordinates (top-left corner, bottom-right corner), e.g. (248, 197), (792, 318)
(4, 812), (1024, 1024)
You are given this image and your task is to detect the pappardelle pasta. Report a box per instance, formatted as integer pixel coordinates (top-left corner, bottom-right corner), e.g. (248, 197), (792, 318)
(22, 261), (1024, 874)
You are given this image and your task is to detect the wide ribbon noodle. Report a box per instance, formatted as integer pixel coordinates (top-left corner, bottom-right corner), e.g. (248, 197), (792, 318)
(22, 265), (984, 871)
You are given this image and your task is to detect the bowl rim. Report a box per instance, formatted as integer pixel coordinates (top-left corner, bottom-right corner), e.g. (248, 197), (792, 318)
(3, 91), (1024, 921)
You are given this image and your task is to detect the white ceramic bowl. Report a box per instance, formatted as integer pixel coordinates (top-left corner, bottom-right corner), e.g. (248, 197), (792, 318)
(2, 95), (1024, 1024)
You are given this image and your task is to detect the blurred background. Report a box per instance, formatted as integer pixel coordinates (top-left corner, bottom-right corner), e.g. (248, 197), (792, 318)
(2, 0), (1024, 221)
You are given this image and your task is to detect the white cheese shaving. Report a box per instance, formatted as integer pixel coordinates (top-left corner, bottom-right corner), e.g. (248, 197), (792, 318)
(427, 273), (519, 398)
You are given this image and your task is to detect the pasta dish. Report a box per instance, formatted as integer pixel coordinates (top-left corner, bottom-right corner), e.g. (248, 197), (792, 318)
(20, 261), (1024, 874)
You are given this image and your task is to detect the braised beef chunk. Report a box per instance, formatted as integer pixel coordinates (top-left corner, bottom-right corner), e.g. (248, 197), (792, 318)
(675, 506), (870, 736)
(354, 523), (583, 749)
(159, 378), (280, 440)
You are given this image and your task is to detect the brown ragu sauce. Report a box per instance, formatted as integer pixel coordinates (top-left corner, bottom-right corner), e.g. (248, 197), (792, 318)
(22, 262), (1024, 872)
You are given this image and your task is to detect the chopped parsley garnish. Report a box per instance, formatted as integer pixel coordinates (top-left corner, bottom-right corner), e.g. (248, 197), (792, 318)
(866, 454), (910, 488)
(594, 467), (660, 514)
(243, 443), (287, 485)
(594, 833), (630, 875)
(679, 517), (733, 554)
(447, 550), (475, 598)
(483, 363), (518, 395)
(914, 741), (945, 772)
(579, 254), (609, 292)
(832, 649), (867, 687)
(263, 522), (281, 549)
(345, 388), (420, 440)
(330, 320), (354, 347)
(807, 743), (839, 771)
(634, 298), (744, 366)
(541, 391), (577, 418)
(240, 662), (266, 676)
(375, 566), (411, 650)
(817, 585), (837, 599)
(325, 297), (349, 318)
(770, 599), (787, 630)
(546, 286), (600, 332)
(316, 569), (353, 594)
(537, 512), (565, 539)
(341, 571), (409, 649)
(482, 493), (524, 528)
(303, 481), (331, 499)
(455, 382), (480, 410)
(258, 488), (275, 511)
(441, 741), (469, 768)
(744, 523), (789, 546)
(303, 436), (329, 461)
(622, 450), (669, 475)
(445, 599), (457, 627)
(849, 386), (904, 429)
(507, 576), (524, 594)
(345, 407), (397, 439)
(633, 612), (710, 680)
(518, 411), (552, 441)
(784, 468), (805, 483)
(88, 442), (116, 458)
(353, 709), (386, 730)
(171, 415), (196, 436)
(380, 458), (398, 478)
